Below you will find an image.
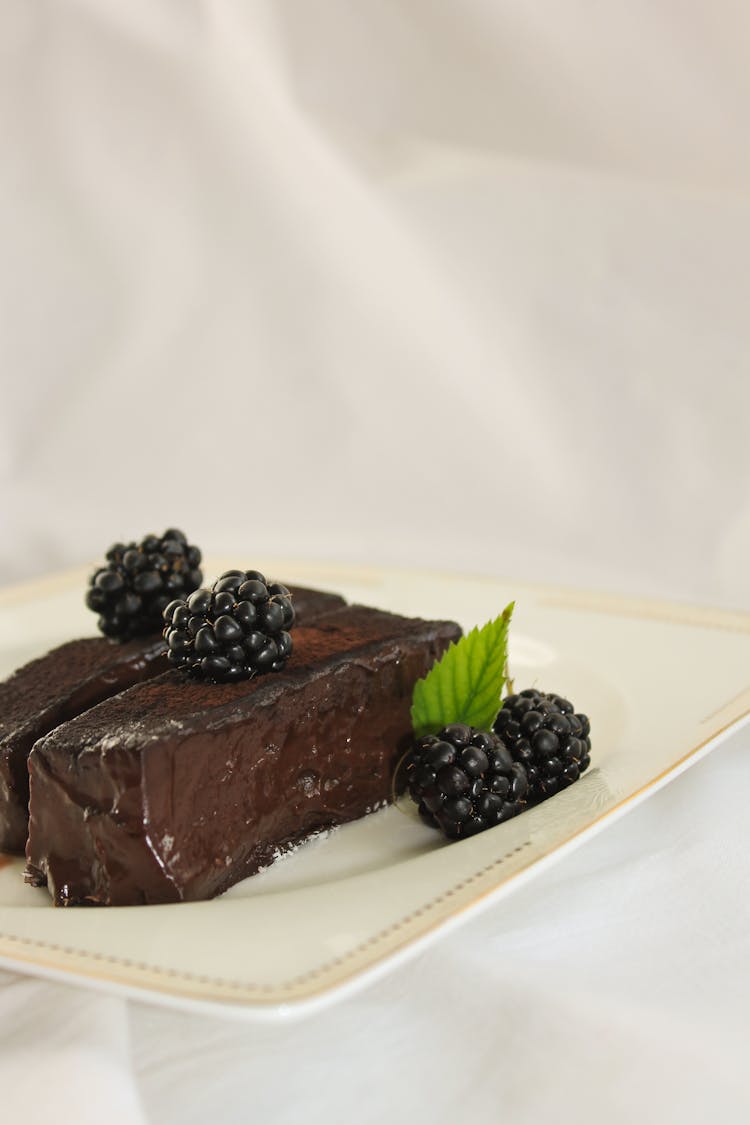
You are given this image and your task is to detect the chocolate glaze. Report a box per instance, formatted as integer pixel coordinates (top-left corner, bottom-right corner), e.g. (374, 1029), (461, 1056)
(25, 607), (461, 906)
(0, 636), (167, 853)
(0, 586), (345, 854)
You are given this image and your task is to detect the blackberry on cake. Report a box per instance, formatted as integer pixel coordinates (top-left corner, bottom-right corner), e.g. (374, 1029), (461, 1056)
(163, 570), (295, 681)
(86, 528), (203, 640)
(404, 723), (529, 839)
(494, 689), (591, 801)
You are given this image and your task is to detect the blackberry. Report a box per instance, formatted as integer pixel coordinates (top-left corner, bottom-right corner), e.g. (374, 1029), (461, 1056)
(163, 569), (295, 682)
(403, 723), (529, 840)
(494, 689), (591, 802)
(86, 529), (203, 641)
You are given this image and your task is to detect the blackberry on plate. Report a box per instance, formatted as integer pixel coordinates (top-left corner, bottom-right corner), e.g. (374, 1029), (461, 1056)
(494, 689), (591, 802)
(163, 569), (295, 682)
(403, 723), (529, 840)
(86, 528), (203, 641)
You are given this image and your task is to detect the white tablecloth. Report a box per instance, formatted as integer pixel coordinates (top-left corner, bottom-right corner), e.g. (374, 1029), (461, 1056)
(1, 3), (749, 1121)
(2, 732), (748, 1125)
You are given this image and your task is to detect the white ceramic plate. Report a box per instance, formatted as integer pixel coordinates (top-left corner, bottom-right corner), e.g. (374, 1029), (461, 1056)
(1, 560), (749, 1021)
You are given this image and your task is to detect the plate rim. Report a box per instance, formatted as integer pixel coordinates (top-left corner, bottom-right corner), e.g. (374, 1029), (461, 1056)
(2, 559), (750, 635)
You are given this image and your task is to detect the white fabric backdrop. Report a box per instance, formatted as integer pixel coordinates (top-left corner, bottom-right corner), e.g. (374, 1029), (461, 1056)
(1, 3), (749, 1123)
(2, 0), (749, 606)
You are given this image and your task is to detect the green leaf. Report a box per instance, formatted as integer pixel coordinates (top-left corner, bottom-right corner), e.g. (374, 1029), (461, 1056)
(410, 602), (514, 737)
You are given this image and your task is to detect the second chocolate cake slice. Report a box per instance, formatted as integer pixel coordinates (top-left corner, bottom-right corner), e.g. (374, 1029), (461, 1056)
(26, 606), (461, 906)
(0, 585), (346, 853)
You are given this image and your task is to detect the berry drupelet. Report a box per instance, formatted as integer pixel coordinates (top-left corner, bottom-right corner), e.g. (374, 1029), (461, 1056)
(85, 529), (203, 641)
(494, 689), (591, 802)
(404, 723), (529, 840)
(163, 569), (295, 682)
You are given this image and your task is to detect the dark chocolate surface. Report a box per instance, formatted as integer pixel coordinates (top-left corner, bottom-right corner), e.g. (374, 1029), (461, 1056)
(0, 585), (346, 854)
(26, 606), (461, 906)
(0, 635), (167, 853)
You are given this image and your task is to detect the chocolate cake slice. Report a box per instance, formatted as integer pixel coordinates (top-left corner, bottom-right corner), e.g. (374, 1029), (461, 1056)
(26, 606), (461, 906)
(0, 586), (345, 853)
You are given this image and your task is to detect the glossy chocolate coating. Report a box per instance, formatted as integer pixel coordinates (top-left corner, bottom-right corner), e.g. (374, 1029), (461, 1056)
(25, 607), (461, 906)
(0, 586), (345, 854)
(0, 635), (168, 853)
